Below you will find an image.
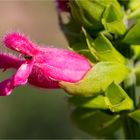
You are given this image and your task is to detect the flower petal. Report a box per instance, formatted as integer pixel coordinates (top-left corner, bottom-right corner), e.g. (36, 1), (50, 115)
(55, 0), (70, 12)
(0, 79), (13, 96)
(12, 60), (34, 87)
(3, 32), (37, 56)
(0, 60), (34, 96)
(0, 53), (24, 70)
(28, 66), (59, 88)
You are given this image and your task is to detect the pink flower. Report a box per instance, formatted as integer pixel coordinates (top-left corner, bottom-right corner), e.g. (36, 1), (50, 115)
(55, 0), (70, 12)
(0, 32), (91, 96)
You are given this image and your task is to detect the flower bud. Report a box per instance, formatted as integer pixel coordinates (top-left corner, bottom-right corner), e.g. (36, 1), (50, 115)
(55, 0), (70, 12)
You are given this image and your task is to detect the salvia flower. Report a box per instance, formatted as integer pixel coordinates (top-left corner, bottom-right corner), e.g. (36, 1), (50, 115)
(0, 32), (91, 96)
(55, 0), (70, 12)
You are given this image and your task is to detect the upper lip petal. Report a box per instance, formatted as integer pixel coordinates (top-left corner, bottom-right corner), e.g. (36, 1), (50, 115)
(3, 32), (37, 56)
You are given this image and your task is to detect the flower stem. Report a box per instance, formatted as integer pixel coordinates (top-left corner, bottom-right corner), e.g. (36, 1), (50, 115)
(122, 63), (140, 139)
(122, 85), (140, 139)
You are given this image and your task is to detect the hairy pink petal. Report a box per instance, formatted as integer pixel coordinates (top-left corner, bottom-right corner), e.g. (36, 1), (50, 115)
(3, 32), (37, 56)
(0, 79), (13, 96)
(0, 53), (24, 70)
(13, 60), (34, 87)
(37, 47), (91, 82)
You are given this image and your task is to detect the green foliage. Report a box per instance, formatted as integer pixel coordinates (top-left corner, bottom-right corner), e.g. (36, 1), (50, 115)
(58, 0), (140, 138)
(83, 28), (126, 63)
(123, 20), (140, 45)
(129, 109), (140, 123)
(134, 62), (140, 85)
(105, 83), (133, 112)
(131, 45), (140, 60)
(71, 108), (121, 138)
(70, 0), (104, 30)
(69, 0), (124, 33)
(102, 4), (126, 35)
(127, 0), (140, 19)
(69, 83), (133, 112)
(128, 0), (140, 11)
(69, 95), (108, 110)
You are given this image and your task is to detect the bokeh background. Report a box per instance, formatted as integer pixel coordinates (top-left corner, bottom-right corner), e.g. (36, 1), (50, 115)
(0, 1), (91, 138)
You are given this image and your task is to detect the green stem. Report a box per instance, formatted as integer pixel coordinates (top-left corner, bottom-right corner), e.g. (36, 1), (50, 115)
(122, 84), (140, 139)
(122, 64), (140, 139)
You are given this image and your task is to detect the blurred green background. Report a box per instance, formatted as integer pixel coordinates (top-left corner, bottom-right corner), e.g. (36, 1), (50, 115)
(0, 1), (91, 139)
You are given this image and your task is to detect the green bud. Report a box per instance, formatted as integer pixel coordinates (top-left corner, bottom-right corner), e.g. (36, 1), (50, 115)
(70, 0), (125, 34)
(70, 0), (104, 30)
(102, 4), (126, 35)
(105, 82), (133, 112)
(60, 62), (129, 96)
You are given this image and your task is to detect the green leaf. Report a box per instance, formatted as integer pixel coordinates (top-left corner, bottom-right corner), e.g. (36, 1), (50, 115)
(128, 0), (140, 11)
(60, 61), (129, 96)
(69, 83), (133, 112)
(77, 49), (97, 63)
(123, 20), (140, 45)
(83, 28), (126, 64)
(105, 83), (133, 112)
(102, 4), (126, 35)
(131, 45), (140, 60)
(102, 19), (126, 35)
(129, 109), (140, 123)
(71, 108), (121, 138)
(69, 95), (108, 110)
(128, 0), (140, 19)
(68, 42), (97, 63)
(127, 8), (140, 19)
